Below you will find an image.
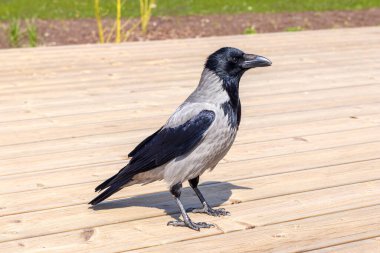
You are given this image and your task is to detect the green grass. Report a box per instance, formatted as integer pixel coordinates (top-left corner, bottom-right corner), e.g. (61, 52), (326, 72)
(26, 19), (38, 47)
(0, 0), (379, 20)
(243, 26), (257, 35)
(8, 19), (21, 47)
(285, 26), (303, 32)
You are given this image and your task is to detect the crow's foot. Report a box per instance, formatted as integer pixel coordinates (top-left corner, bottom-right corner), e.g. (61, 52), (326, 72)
(187, 206), (230, 216)
(167, 220), (214, 231)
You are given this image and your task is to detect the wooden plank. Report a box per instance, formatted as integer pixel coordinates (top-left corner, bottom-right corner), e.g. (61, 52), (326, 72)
(1, 71), (379, 112)
(2, 78), (380, 144)
(1, 175), (379, 243)
(1, 60), (378, 101)
(1, 182), (379, 252)
(0, 32), (377, 64)
(130, 205), (380, 253)
(0, 106), (380, 150)
(1, 29), (378, 104)
(1, 50), (378, 93)
(1, 77), (379, 123)
(0, 54), (378, 89)
(1, 73), (377, 111)
(1, 57), (378, 100)
(3, 56), (377, 92)
(1, 71), (378, 115)
(2, 101), (380, 150)
(2, 117), (380, 177)
(306, 238), (380, 253)
(1, 156), (379, 218)
(1, 138), (380, 194)
(0, 30), (376, 66)
(2, 118), (380, 162)
(2, 120), (380, 177)
(0, 26), (378, 71)
(0, 114), (380, 176)
(1, 62), (377, 95)
(0, 113), (378, 160)
(0, 80), (379, 148)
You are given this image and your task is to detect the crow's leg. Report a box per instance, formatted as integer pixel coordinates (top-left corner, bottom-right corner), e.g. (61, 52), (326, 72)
(187, 176), (230, 216)
(167, 182), (214, 231)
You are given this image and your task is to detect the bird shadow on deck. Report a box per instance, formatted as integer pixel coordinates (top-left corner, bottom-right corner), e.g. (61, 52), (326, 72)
(91, 181), (251, 220)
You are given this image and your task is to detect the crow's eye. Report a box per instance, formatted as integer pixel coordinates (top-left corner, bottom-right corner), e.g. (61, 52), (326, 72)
(231, 57), (238, 63)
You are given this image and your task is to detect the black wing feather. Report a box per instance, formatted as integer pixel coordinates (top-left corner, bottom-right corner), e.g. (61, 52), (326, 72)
(128, 127), (163, 158)
(89, 110), (215, 205)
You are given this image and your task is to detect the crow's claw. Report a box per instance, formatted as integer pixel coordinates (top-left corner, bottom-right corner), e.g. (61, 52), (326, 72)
(167, 220), (214, 231)
(187, 206), (230, 216)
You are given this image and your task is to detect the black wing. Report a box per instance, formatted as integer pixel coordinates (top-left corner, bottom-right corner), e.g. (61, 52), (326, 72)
(128, 127), (163, 158)
(89, 110), (215, 205)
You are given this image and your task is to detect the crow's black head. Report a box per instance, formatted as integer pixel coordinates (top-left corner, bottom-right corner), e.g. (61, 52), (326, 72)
(205, 47), (271, 79)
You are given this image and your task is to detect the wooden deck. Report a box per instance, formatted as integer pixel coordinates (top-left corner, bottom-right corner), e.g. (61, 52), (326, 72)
(1, 26), (380, 253)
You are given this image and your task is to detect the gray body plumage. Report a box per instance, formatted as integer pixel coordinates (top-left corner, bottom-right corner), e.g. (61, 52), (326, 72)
(132, 69), (237, 187)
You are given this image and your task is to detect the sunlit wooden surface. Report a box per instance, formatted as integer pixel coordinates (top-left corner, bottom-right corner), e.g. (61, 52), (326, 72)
(1, 26), (380, 253)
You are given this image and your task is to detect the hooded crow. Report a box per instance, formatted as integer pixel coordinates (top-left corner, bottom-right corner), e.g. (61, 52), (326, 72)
(89, 47), (271, 230)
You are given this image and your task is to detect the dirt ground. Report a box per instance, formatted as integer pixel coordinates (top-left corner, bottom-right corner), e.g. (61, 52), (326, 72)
(1, 8), (380, 48)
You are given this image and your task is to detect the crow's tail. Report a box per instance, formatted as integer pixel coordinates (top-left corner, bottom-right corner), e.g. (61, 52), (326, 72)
(94, 174), (117, 192)
(90, 164), (135, 205)
(89, 186), (122, 206)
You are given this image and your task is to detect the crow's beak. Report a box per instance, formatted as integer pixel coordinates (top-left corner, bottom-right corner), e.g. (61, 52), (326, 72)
(241, 54), (272, 69)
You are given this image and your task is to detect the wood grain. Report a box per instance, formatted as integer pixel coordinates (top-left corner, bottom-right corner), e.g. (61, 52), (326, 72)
(1, 27), (379, 253)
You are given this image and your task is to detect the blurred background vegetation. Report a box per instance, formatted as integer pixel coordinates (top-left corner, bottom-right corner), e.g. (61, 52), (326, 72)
(1, 0), (380, 20)
(1, 0), (379, 48)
